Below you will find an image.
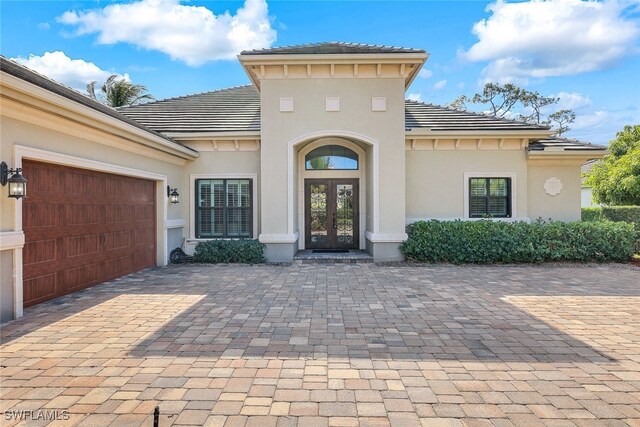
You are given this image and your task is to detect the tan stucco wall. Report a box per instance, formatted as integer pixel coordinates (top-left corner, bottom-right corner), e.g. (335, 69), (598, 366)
(260, 78), (406, 239)
(180, 150), (261, 246)
(406, 150), (529, 220)
(528, 164), (582, 221)
(0, 116), (186, 228)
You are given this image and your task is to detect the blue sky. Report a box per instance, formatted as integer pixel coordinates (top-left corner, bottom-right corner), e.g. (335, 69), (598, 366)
(1, 0), (639, 145)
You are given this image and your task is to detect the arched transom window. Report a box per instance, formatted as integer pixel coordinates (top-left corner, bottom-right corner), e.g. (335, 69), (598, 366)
(305, 145), (359, 170)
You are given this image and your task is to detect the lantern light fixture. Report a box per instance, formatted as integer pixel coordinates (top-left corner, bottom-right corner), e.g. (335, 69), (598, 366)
(1, 162), (27, 199)
(167, 185), (180, 204)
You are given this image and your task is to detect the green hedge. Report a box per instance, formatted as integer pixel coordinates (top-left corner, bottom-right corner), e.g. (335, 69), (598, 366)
(400, 220), (636, 264)
(193, 239), (266, 264)
(583, 206), (640, 252)
(581, 207), (602, 222)
(582, 206), (640, 224)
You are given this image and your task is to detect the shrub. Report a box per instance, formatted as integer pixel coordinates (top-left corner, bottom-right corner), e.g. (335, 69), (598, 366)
(193, 239), (266, 264)
(582, 206), (640, 224)
(581, 207), (602, 222)
(583, 206), (640, 251)
(401, 220), (636, 264)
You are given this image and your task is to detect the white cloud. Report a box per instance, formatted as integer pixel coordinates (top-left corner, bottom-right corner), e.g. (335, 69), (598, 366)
(573, 110), (611, 130)
(38, 22), (50, 30)
(432, 80), (447, 91)
(462, 0), (640, 84)
(58, 0), (277, 66)
(553, 92), (592, 111)
(10, 51), (126, 92)
(418, 69), (433, 79)
(565, 106), (640, 145)
(407, 93), (422, 102)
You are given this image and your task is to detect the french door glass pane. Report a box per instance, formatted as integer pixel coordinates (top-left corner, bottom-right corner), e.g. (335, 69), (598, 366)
(309, 184), (329, 245)
(335, 184), (354, 245)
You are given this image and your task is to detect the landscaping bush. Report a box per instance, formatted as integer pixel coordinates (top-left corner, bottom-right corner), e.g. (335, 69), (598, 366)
(581, 207), (602, 222)
(582, 206), (640, 251)
(193, 239), (266, 264)
(401, 220), (636, 264)
(582, 206), (640, 224)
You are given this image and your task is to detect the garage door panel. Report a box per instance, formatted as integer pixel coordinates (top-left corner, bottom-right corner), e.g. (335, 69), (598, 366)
(105, 176), (130, 197)
(133, 251), (155, 269)
(66, 204), (103, 226)
(65, 263), (103, 292)
(22, 204), (61, 229)
(104, 255), (134, 279)
(65, 234), (101, 258)
(105, 205), (133, 224)
(22, 160), (156, 308)
(134, 227), (154, 244)
(29, 166), (63, 194)
(105, 231), (132, 251)
(135, 205), (154, 221)
(65, 172), (104, 196)
(23, 239), (58, 266)
(23, 273), (58, 305)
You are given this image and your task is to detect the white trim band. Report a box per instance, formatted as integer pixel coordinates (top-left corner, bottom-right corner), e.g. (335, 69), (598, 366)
(405, 217), (531, 224)
(0, 231), (25, 250)
(259, 232), (300, 244)
(365, 231), (408, 242)
(164, 219), (186, 230)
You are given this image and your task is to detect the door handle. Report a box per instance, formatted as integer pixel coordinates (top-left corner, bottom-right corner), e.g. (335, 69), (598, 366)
(333, 212), (337, 229)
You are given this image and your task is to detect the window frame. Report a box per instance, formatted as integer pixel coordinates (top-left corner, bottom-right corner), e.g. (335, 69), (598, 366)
(190, 174), (258, 240)
(468, 177), (512, 218)
(463, 172), (517, 220)
(304, 145), (359, 171)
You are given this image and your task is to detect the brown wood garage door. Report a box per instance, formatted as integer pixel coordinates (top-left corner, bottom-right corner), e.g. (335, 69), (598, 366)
(22, 160), (156, 307)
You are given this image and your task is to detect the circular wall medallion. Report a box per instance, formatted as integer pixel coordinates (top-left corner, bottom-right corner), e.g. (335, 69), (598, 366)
(544, 177), (563, 196)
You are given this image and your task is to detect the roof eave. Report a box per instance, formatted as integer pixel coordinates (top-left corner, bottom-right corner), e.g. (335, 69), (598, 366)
(238, 52), (429, 92)
(527, 149), (608, 165)
(1, 71), (199, 160)
(405, 128), (553, 137)
(237, 52), (429, 63)
(165, 130), (262, 140)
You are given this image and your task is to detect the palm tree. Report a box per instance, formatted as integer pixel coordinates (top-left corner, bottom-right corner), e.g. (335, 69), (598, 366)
(86, 74), (154, 107)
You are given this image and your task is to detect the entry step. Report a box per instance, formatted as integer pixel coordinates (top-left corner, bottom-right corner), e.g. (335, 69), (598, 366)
(294, 250), (374, 263)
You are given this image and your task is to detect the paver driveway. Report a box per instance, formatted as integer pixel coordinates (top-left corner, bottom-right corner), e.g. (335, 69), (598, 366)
(1, 264), (639, 427)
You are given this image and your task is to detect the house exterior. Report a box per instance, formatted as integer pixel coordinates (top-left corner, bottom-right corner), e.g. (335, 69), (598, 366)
(0, 43), (607, 321)
(581, 159), (601, 207)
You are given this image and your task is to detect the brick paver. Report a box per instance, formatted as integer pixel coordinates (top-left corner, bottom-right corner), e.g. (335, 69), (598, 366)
(1, 263), (639, 426)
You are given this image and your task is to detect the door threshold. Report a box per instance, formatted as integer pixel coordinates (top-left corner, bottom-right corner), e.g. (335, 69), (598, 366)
(294, 249), (374, 263)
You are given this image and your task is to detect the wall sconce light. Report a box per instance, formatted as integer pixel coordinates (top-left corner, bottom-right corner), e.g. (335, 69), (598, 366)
(1, 162), (28, 199)
(167, 185), (180, 204)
